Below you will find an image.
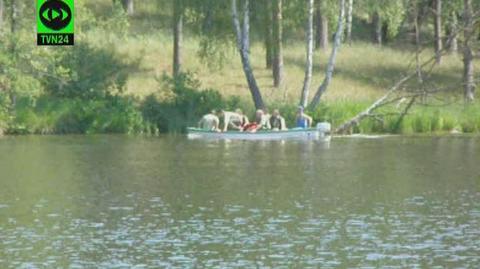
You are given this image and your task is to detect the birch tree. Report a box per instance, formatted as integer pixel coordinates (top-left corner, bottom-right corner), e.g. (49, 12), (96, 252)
(345, 0), (353, 44)
(272, 0), (284, 88)
(309, 0), (346, 109)
(463, 0), (475, 102)
(122, 0), (134, 16)
(300, 0), (314, 107)
(232, 0), (265, 109)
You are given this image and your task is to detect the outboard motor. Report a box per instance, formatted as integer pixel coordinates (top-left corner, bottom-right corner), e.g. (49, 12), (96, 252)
(316, 122), (331, 136)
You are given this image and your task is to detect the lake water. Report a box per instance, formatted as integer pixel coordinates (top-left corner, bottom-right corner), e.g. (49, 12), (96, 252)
(0, 135), (479, 268)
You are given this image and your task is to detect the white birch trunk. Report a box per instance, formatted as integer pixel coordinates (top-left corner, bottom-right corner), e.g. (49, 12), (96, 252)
(463, 0), (475, 102)
(300, 0), (314, 107)
(345, 0), (353, 44)
(308, 0), (346, 109)
(232, 0), (265, 109)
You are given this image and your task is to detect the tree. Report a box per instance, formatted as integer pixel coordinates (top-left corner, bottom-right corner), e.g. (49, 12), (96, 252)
(366, 0), (406, 46)
(300, 0), (314, 107)
(272, 0), (284, 88)
(122, 0), (134, 15)
(433, 0), (442, 64)
(444, 0), (463, 54)
(309, 0), (346, 109)
(0, 0), (4, 30)
(113, 0), (134, 15)
(10, 0), (18, 34)
(446, 10), (458, 53)
(315, 0), (329, 51)
(345, 0), (353, 44)
(231, 0), (265, 109)
(263, 0), (273, 69)
(372, 11), (382, 45)
(463, 0), (475, 102)
(173, 0), (183, 77)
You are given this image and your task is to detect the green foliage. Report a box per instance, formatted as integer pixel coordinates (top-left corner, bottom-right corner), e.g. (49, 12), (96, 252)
(0, 34), (44, 101)
(8, 95), (150, 135)
(75, 1), (130, 40)
(270, 101), (480, 135)
(141, 72), (226, 133)
(311, 101), (367, 127)
(459, 106), (480, 133)
(197, 37), (233, 71)
(43, 42), (139, 100)
(381, 1), (406, 39)
(360, 0), (407, 40)
(0, 92), (11, 134)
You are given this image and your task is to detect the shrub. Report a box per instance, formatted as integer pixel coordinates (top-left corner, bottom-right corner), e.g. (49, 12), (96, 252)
(43, 42), (139, 100)
(8, 95), (150, 135)
(141, 72), (227, 133)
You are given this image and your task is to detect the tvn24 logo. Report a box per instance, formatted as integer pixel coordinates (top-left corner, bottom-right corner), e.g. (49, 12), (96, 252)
(37, 0), (74, 46)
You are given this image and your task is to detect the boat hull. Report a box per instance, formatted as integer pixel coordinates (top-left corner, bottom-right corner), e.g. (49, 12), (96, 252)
(187, 128), (330, 141)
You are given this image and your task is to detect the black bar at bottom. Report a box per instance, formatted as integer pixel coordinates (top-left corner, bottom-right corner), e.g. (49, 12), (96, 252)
(37, 33), (74, 46)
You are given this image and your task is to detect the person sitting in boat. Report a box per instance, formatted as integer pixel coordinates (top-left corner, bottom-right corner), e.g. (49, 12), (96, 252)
(269, 109), (287, 131)
(295, 106), (313, 128)
(198, 110), (220, 131)
(235, 108), (250, 130)
(243, 109), (271, 132)
(219, 109), (245, 132)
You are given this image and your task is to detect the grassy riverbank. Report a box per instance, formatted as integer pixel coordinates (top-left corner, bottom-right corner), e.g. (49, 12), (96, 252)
(2, 92), (480, 136)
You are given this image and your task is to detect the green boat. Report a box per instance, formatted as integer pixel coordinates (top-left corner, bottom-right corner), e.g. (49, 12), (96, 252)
(187, 123), (331, 141)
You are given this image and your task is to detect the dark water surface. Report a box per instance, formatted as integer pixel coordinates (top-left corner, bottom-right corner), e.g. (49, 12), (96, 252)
(0, 135), (479, 268)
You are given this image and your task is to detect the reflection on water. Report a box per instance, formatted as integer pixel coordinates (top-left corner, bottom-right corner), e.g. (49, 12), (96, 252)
(0, 135), (479, 268)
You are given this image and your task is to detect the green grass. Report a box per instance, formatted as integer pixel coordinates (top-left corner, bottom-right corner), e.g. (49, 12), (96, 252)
(318, 102), (480, 134)
(94, 0), (468, 106)
(6, 96), (154, 135)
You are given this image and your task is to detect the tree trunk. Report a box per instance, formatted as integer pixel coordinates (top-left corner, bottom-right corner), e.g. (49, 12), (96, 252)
(315, 0), (328, 51)
(447, 11), (458, 54)
(122, 0), (134, 16)
(372, 11), (382, 46)
(414, 7), (427, 103)
(463, 0), (475, 102)
(414, 7), (423, 84)
(308, 0), (346, 109)
(417, 2), (429, 30)
(173, 0), (183, 77)
(10, 0), (18, 34)
(0, 0), (4, 30)
(264, 0), (273, 69)
(300, 0), (314, 107)
(232, 0), (265, 109)
(433, 0), (442, 64)
(345, 0), (353, 44)
(272, 0), (284, 88)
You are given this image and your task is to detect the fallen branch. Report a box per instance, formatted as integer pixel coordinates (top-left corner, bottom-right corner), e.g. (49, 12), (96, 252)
(334, 41), (444, 135)
(392, 96), (417, 131)
(334, 73), (415, 134)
